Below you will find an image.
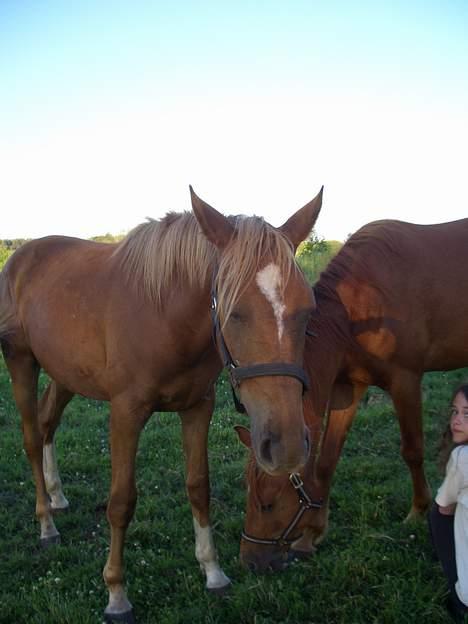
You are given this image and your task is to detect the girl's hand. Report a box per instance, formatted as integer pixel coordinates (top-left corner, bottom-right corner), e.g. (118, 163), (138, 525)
(439, 503), (456, 515)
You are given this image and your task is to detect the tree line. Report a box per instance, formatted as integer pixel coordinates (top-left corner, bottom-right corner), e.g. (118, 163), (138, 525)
(1, 232), (341, 277)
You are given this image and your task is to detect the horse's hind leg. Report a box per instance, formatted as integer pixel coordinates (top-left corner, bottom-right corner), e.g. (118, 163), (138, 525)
(39, 380), (74, 510)
(390, 371), (432, 521)
(179, 389), (231, 593)
(5, 350), (60, 544)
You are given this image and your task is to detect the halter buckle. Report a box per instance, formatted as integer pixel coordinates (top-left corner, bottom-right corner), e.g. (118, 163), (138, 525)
(289, 473), (304, 490)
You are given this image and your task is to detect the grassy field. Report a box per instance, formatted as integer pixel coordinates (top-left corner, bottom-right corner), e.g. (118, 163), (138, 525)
(0, 356), (466, 623)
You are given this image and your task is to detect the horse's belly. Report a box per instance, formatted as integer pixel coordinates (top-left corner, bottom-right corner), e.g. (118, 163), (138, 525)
(425, 341), (468, 372)
(39, 356), (110, 401)
(28, 326), (110, 400)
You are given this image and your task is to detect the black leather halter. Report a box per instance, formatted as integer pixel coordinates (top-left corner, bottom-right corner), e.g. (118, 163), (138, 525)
(210, 288), (310, 414)
(241, 473), (323, 547)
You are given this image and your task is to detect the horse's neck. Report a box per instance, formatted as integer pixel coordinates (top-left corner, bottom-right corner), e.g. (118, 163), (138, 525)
(304, 294), (351, 432)
(307, 342), (346, 419)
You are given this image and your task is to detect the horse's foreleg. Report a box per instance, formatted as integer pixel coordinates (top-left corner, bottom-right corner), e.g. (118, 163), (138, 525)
(39, 381), (74, 510)
(390, 371), (431, 521)
(103, 401), (147, 624)
(297, 383), (367, 551)
(6, 352), (60, 544)
(179, 390), (231, 593)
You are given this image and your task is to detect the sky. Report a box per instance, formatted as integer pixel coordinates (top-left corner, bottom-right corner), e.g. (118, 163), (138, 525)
(1, 0), (467, 241)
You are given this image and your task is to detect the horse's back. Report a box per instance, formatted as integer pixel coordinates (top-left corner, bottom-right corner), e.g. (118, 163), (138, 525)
(321, 218), (468, 373)
(2, 235), (114, 287)
(350, 217), (468, 264)
(1, 235), (115, 332)
(337, 218), (468, 294)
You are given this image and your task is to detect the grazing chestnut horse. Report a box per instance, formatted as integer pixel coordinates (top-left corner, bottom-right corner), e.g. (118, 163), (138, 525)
(236, 217), (468, 572)
(0, 186), (323, 623)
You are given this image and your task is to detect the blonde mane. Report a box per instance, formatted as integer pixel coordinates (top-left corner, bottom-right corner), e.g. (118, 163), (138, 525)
(113, 211), (299, 322)
(113, 212), (216, 306)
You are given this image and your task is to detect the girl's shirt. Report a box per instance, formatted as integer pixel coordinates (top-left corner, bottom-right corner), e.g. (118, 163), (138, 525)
(436, 445), (468, 509)
(436, 444), (468, 607)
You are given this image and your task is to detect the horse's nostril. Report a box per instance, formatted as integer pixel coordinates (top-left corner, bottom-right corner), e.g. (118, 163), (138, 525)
(247, 561), (258, 572)
(260, 437), (273, 465)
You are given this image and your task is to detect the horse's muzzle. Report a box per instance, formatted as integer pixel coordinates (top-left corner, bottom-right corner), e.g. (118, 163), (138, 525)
(240, 547), (288, 573)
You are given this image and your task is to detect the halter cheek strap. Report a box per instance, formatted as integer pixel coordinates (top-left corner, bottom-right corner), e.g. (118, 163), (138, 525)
(210, 290), (310, 414)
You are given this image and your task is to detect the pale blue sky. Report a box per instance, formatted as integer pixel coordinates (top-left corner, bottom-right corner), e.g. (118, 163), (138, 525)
(1, 1), (467, 240)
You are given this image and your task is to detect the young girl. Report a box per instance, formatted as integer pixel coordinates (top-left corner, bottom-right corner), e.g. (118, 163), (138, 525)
(430, 384), (468, 621)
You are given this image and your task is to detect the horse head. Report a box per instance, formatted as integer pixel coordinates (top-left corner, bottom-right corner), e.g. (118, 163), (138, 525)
(190, 185), (323, 476)
(234, 425), (323, 571)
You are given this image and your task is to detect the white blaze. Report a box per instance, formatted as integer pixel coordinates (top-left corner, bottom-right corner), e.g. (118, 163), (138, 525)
(256, 263), (286, 341)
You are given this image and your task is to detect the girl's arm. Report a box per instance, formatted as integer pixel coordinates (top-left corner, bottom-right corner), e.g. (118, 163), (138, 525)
(436, 449), (463, 510)
(438, 503), (456, 515)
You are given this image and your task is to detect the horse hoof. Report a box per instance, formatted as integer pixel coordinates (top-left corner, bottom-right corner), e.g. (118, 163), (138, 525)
(50, 495), (70, 512)
(40, 534), (61, 547)
(51, 501), (70, 513)
(207, 581), (231, 597)
(103, 609), (136, 624)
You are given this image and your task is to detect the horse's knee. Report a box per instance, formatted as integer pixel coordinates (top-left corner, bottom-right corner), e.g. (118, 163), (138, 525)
(401, 444), (424, 467)
(186, 475), (209, 510)
(107, 492), (137, 528)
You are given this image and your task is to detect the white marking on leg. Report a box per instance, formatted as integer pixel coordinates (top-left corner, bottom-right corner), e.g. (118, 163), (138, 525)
(43, 442), (69, 510)
(256, 263), (286, 341)
(193, 518), (230, 589)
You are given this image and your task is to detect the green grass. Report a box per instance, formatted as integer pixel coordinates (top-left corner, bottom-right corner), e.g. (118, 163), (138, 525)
(0, 361), (466, 624)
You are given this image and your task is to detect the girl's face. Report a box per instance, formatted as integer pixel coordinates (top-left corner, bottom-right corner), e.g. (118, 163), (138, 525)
(450, 391), (468, 444)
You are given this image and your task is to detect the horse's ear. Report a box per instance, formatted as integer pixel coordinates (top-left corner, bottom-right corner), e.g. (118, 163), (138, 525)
(279, 186), (324, 251)
(190, 186), (235, 249)
(234, 425), (252, 448)
(329, 381), (354, 410)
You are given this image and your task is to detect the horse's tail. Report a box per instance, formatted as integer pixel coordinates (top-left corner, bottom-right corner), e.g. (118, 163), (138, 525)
(0, 269), (18, 341)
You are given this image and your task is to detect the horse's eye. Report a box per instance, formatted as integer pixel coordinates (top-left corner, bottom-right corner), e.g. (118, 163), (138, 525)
(261, 503), (274, 513)
(230, 311), (247, 323)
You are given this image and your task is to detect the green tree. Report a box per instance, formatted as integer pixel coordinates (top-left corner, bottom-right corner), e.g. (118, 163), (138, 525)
(90, 232), (125, 243)
(0, 246), (12, 270)
(296, 231), (340, 283)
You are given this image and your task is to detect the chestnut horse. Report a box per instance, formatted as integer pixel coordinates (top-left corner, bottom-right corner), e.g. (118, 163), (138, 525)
(0, 186), (323, 622)
(236, 217), (468, 572)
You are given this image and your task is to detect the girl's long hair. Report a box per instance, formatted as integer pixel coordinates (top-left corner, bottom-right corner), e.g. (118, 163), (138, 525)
(438, 384), (468, 472)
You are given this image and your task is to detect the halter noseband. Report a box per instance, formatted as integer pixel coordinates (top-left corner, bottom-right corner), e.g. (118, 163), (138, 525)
(241, 473), (323, 547)
(210, 289), (310, 414)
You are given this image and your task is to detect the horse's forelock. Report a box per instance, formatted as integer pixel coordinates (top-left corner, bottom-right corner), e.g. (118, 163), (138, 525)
(215, 217), (298, 326)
